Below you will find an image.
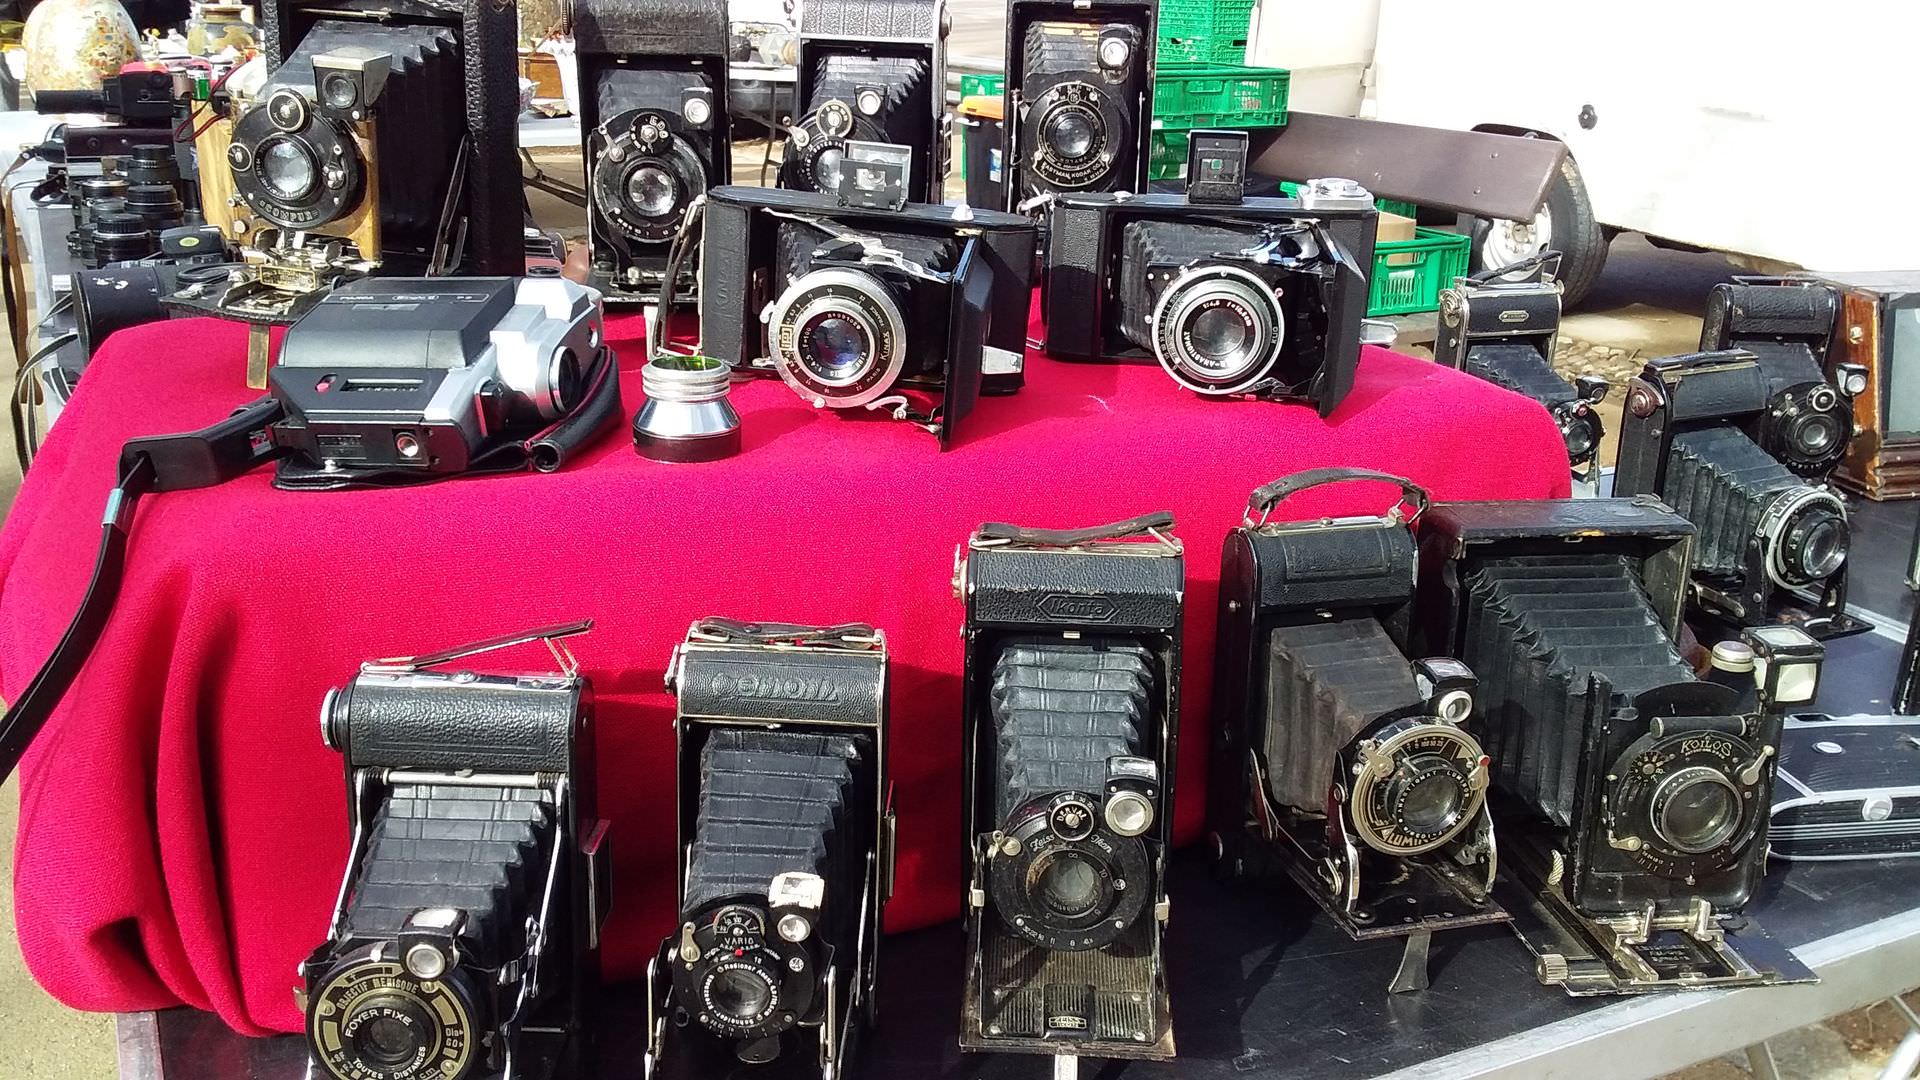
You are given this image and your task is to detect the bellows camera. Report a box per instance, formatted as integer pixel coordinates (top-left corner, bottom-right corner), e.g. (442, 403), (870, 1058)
(576, 0), (730, 306)
(259, 276), (619, 487)
(1615, 336), (1866, 639)
(650, 619), (893, 1077)
(1437, 261), (1608, 486)
(222, 0), (522, 274)
(955, 513), (1182, 1067)
(700, 165), (1037, 445)
(299, 621), (609, 1080)
(1044, 175), (1375, 413)
(1210, 469), (1504, 994)
(780, 0), (948, 205)
(1415, 497), (1826, 994)
(1004, 0), (1154, 206)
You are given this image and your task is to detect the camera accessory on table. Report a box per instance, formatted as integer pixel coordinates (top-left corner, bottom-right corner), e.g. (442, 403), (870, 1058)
(1209, 469), (1507, 994)
(954, 513), (1182, 1074)
(1043, 161), (1375, 414)
(1437, 252), (1609, 492)
(1614, 287), (1869, 640)
(1767, 714), (1920, 862)
(300, 622), (609, 1080)
(700, 147), (1037, 445)
(0, 276), (623, 799)
(648, 618), (893, 1078)
(1003, 0), (1154, 211)
(576, 0), (730, 308)
(779, 0), (948, 206)
(1413, 497), (1827, 995)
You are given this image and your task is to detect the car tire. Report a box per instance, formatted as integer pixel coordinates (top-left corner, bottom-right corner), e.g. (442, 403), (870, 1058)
(1464, 150), (1609, 309)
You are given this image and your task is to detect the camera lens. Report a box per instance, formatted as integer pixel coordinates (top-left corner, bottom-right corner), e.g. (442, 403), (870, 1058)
(1395, 759), (1467, 834)
(321, 72), (358, 111)
(1789, 411), (1840, 458)
(341, 991), (434, 1070)
(1151, 266), (1284, 394)
(813, 147), (846, 194)
(1652, 767), (1741, 854)
(125, 183), (183, 230)
(259, 137), (320, 202)
(1044, 110), (1096, 160)
(625, 164), (677, 218)
(801, 312), (870, 383)
(91, 212), (155, 264)
(1557, 403), (1601, 462)
(709, 967), (774, 1020)
(1786, 508), (1848, 583)
(125, 144), (179, 187)
(1033, 851), (1103, 920)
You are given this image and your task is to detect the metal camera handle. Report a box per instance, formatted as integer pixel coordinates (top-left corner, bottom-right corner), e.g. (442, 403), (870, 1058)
(1244, 467), (1430, 527)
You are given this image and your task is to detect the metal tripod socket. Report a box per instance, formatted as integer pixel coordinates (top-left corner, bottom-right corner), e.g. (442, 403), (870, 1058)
(633, 354), (741, 463)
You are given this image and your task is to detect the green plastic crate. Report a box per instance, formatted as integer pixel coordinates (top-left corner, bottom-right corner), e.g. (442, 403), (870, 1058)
(1158, 0), (1257, 64)
(959, 73), (1004, 100)
(1153, 63), (1289, 131)
(1149, 130), (1188, 181)
(1368, 228), (1471, 316)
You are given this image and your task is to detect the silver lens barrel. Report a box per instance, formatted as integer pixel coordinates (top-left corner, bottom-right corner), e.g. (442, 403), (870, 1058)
(633, 354), (741, 463)
(1758, 484), (1849, 588)
(1148, 264), (1285, 395)
(766, 267), (907, 409)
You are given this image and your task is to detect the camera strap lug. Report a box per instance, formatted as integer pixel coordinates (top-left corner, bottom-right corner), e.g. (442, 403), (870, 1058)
(362, 619), (593, 677)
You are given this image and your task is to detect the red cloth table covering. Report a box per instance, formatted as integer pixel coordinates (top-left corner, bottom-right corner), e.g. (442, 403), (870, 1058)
(0, 306), (1568, 1036)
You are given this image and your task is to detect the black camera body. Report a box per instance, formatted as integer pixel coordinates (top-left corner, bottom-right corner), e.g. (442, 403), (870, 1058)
(1415, 498), (1826, 994)
(956, 513), (1182, 1063)
(1700, 280), (1863, 482)
(249, 0), (522, 274)
(1044, 183), (1375, 414)
(1614, 348), (1865, 638)
(576, 0), (730, 306)
(299, 622), (609, 1080)
(700, 182), (1036, 444)
(262, 276), (618, 486)
(1210, 470), (1505, 985)
(1005, 0), (1154, 206)
(779, 0), (948, 205)
(1437, 276), (1608, 483)
(36, 68), (180, 161)
(649, 619), (893, 1078)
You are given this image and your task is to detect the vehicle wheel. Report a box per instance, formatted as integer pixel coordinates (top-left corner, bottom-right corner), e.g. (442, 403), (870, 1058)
(1466, 150), (1608, 309)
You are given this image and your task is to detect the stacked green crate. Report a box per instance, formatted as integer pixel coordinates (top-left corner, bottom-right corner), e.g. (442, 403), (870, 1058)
(1149, 63), (1290, 181)
(1158, 0), (1258, 64)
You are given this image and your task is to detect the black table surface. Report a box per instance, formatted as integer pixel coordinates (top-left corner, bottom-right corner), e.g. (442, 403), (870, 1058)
(141, 499), (1920, 1079)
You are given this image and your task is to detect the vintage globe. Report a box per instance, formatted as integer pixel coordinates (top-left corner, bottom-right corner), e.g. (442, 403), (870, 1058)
(22, 0), (140, 95)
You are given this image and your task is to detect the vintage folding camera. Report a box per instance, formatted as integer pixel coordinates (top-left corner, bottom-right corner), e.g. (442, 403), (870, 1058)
(215, 0), (522, 274)
(1769, 715), (1920, 861)
(648, 618), (893, 1079)
(1044, 171), (1375, 414)
(1615, 346), (1867, 638)
(299, 621), (609, 1080)
(1437, 266), (1608, 488)
(1004, 0), (1154, 207)
(1210, 469), (1505, 993)
(576, 0), (730, 306)
(779, 0), (947, 205)
(954, 512), (1182, 1069)
(1414, 497), (1827, 995)
(700, 155), (1037, 445)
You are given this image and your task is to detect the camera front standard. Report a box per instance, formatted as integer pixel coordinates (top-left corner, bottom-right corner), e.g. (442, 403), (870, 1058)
(1005, 0), (1154, 205)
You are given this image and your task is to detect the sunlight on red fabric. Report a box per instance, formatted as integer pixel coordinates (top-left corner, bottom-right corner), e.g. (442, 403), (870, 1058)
(0, 302), (1568, 1036)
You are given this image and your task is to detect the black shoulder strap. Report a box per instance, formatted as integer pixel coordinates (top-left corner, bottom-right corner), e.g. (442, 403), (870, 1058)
(977, 512), (1177, 548)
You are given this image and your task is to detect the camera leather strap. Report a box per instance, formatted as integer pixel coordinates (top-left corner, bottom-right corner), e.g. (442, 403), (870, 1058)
(977, 511), (1177, 549)
(693, 618), (881, 648)
(1247, 467), (1429, 525)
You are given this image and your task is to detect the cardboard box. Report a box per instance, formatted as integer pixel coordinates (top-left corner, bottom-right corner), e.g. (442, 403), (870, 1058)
(1378, 210), (1418, 265)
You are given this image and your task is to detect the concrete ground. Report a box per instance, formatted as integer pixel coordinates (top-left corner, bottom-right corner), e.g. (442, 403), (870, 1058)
(0, 92), (1914, 1080)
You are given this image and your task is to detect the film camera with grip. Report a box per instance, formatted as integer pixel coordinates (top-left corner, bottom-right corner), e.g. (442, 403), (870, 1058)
(1414, 498), (1827, 994)
(1210, 469), (1505, 994)
(1004, 0), (1154, 206)
(954, 513), (1183, 1067)
(780, 0), (949, 205)
(1436, 262), (1608, 487)
(699, 162), (1037, 445)
(1614, 329), (1867, 639)
(298, 622), (609, 1080)
(576, 0), (730, 306)
(650, 619), (893, 1078)
(224, 0), (522, 274)
(1044, 172), (1376, 414)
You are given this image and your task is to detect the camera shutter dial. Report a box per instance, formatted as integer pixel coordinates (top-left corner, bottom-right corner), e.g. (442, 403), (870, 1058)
(229, 93), (365, 230)
(1149, 264), (1288, 395)
(1607, 730), (1765, 875)
(1025, 81), (1127, 191)
(990, 791), (1152, 951)
(768, 267), (910, 409)
(1763, 382), (1853, 477)
(591, 111), (706, 245)
(306, 956), (479, 1080)
(1758, 486), (1850, 588)
(1346, 718), (1489, 857)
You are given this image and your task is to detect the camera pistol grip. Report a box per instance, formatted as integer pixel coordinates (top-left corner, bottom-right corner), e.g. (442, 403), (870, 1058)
(120, 396), (287, 492)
